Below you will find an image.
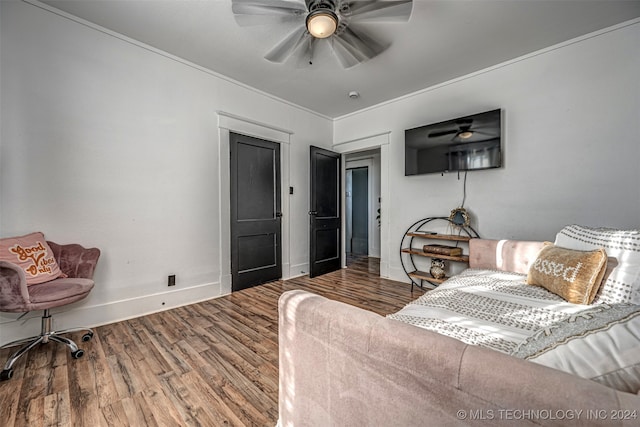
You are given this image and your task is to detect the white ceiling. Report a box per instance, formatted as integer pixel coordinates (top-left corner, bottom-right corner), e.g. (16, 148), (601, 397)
(39, 0), (640, 118)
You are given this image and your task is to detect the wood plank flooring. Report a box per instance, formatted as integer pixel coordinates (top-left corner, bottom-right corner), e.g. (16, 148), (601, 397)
(0, 256), (424, 426)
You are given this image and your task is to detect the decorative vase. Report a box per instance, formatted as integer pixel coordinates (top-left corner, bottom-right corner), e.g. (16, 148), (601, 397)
(430, 258), (446, 279)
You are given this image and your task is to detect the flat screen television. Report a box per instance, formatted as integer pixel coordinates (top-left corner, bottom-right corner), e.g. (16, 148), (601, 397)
(405, 109), (502, 176)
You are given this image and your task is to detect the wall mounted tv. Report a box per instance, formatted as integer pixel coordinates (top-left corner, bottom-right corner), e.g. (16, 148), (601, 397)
(405, 109), (502, 176)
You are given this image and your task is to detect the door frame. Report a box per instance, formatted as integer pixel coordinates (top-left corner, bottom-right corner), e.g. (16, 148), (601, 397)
(218, 112), (292, 294)
(333, 132), (390, 277)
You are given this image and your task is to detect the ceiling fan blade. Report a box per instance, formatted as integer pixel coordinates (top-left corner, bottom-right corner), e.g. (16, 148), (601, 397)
(471, 130), (499, 138)
(234, 14), (303, 27)
(330, 40), (361, 68)
(265, 27), (310, 63)
(290, 37), (320, 68)
(232, 0), (307, 17)
(332, 26), (388, 67)
(429, 129), (458, 138)
(347, 0), (413, 22)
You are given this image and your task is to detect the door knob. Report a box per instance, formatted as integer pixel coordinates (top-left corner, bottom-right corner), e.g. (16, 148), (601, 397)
(276, 212), (283, 218)
(308, 211), (318, 216)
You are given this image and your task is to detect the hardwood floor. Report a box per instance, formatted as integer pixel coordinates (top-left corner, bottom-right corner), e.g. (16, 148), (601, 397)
(0, 257), (423, 426)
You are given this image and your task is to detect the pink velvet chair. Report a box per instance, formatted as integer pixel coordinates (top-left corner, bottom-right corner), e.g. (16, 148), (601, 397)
(0, 241), (100, 381)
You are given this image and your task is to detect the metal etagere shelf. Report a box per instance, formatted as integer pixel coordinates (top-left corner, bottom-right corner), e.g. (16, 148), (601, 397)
(400, 216), (480, 290)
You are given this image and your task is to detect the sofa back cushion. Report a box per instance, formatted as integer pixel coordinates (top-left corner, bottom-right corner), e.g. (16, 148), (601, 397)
(554, 225), (640, 304)
(469, 239), (545, 274)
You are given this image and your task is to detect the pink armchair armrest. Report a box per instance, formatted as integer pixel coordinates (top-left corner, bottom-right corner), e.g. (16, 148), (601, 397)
(0, 261), (30, 312)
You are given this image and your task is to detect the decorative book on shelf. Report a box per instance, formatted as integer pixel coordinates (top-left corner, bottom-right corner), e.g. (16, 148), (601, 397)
(423, 244), (463, 256)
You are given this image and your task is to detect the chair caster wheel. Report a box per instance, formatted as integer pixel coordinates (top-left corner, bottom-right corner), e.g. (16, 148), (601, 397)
(71, 349), (84, 359)
(82, 332), (94, 342)
(0, 369), (13, 381)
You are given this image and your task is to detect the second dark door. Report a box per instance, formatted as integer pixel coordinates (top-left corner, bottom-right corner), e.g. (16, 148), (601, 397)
(309, 146), (341, 278)
(230, 132), (282, 291)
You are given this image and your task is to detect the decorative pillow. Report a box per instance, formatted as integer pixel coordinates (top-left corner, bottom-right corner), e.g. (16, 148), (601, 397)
(555, 225), (640, 304)
(512, 303), (640, 393)
(0, 232), (63, 285)
(527, 244), (607, 304)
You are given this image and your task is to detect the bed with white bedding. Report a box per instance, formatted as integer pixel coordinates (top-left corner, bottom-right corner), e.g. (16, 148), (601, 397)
(388, 225), (640, 393)
(387, 268), (591, 354)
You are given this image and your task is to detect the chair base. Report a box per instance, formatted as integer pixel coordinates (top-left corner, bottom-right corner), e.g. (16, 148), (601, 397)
(0, 309), (93, 381)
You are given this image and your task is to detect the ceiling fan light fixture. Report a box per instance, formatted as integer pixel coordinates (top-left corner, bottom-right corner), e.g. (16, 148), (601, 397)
(458, 131), (474, 139)
(306, 10), (338, 39)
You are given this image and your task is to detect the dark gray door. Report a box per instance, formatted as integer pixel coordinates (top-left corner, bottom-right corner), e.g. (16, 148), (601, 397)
(230, 132), (281, 291)
(309, 146), (341, 278)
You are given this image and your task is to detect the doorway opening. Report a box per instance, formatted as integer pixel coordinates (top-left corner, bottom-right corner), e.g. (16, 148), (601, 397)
(346, 167), (368, 255)
(344, 149), (381, 269)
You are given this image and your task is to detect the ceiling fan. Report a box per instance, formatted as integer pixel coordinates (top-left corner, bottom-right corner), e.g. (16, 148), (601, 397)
(429, 119), (495, 141)
(231, 0), (413, 68)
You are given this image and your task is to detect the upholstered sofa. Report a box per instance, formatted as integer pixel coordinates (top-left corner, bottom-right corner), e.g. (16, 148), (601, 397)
(278, 225), (640, 426)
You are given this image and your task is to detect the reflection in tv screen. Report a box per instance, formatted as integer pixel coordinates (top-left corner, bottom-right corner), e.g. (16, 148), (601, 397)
(405, 109), (502, 176)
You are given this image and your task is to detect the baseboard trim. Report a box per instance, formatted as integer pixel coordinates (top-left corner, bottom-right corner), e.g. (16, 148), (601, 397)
(287, 263), (309, 279)
(1, 282), (224, 344)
